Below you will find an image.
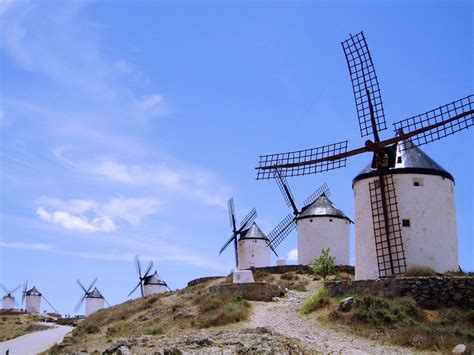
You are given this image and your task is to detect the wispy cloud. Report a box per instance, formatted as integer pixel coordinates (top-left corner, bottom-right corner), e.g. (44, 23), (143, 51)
(287, 248), (298, 261)
(36, 207), (116, 232)
(0, 241), (54, 251)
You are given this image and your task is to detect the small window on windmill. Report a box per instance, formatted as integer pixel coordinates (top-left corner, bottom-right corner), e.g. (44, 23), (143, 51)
(402, 219), (410, 227)
(310, 219), (313, 222)
(397, 156), (402, 164)
(329, 218), (333, 222)
(413, 177), (423, 187)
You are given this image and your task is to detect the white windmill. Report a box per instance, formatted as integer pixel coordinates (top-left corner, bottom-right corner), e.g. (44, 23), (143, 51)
(219, 198), (278, 270)
(266, 176), (351, 265)
(128, 255), (170, 298)
(74, 278), (109, 317)
(21, 281), (59, 314)
(255, 31), (473, 280)
(1, 283), (21, 310)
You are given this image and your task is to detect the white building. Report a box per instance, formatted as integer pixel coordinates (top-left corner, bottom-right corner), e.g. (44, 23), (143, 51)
(237, 222), (271, 269)
(25, 286), (41, 313)
(296, 194), (352, 265)
(2, 295), (15, 310)
(143, 272), (168, 296)
(353, 136), (458, 280)
(85, 288), (105, 317)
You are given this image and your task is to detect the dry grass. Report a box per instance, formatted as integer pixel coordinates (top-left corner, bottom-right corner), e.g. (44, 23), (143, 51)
(194, 293), (251, 328)
(0, 312), (48, 341)
(403, 266), (438, 277)
(304, 290), (474, 352)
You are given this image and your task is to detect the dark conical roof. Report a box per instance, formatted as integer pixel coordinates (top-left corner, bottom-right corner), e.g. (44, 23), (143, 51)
(143, 271), (167, 286)
(86, 287), (103, 299)
(298, 193), (352, 222)
(26, 286), (41, 296)
(239, 222), (269, 240)
(353, 132), (454, 186)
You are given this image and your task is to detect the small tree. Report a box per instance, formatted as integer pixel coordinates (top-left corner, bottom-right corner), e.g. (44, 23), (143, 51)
(310, 248), (336, 281)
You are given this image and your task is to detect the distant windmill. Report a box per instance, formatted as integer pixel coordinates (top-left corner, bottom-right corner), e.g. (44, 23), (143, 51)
(1, 283), (21, 310)
(219, 198), (277, 269)
(267, 173), (351, 265)
(74, 278), (109, 317)
(128, 255), (170, 298)
(256, 31), (473, 279)
(21, 281), (59, 314)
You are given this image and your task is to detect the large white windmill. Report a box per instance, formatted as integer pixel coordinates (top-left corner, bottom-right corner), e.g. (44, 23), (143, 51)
(267, 177), (351, 265)
(128, 255), (170, 298)
(74, 278), (109, 317)
(1, 283), (21, 310)
(255, 31), (473, 280)
(21, 281), (59, 314)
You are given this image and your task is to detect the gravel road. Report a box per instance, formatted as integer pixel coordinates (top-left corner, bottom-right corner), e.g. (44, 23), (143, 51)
(0, 322), (73, 355)
(246, 290), (416, 354)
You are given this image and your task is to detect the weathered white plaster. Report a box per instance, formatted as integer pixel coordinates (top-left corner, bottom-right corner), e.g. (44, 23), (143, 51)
(238, 238), (271, 269)
(2, 296), (15, 310)
(354, 173), (458, 280)
(25, 295), (41, 313)
(144, 283), (168, 296)
(297, 217), (350, 265)
(85, 297), (104, 317)
(233, 269), (255, 283)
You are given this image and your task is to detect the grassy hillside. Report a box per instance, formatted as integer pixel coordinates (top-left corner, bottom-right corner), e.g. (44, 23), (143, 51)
(0, 312), (50, 341)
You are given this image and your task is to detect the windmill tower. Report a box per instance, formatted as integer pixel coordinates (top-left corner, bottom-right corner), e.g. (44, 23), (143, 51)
(75, 278), (109, 316)
(1, 284), (20, 310)
(268, 174), (351, 265)
(128, 255), (170, 298)
(220, 198), (277, 270)
(255, 31), (473, 280)
(21, 281), (58, 314)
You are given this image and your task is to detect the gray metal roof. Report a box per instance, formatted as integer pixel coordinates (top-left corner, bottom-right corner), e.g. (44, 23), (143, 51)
(86, 287), (103, 299)
(298, 193), (352, 222)
(239, 222), (269, 240)
(26, 286), (41, 296)
(353, 131), (454, 185)
(143, 271), (167, 286)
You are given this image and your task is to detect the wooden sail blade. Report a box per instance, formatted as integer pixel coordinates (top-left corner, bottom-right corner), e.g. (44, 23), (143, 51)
(392, 95), (474, 149)
(302, 182), (330, 208)
(368, 175), (407, 277)
(256, 140), (349, 179)
(267, 213), (297, 250)
(238, 208), (257, 231)
(227, 197), (237, 230)
(273, 169), (297, 211)
(342, 31), (386, 138)
(219, 233), (237, 255)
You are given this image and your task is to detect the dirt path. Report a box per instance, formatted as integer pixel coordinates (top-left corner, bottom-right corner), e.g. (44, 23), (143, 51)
(246, 290), (415, 354)
(0, 322), (73, 355)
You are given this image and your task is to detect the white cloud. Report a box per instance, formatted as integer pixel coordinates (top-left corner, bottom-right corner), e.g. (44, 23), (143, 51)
(136, 94), (163, 109)
(287, 248), (298, 261)
(36, 206), (116, 233)
(0, 241), (53, 251)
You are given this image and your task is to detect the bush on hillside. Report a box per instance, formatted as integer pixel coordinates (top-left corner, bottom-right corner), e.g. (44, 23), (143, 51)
(403, 266), (437, 277)
(300, 288), (331, 314)
(310, 248), (336, 281)
(195, 294), (250, 328)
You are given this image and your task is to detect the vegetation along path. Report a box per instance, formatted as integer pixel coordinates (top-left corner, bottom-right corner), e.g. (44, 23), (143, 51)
(246, 290), (414, 354)
(0, 322), (73, 355)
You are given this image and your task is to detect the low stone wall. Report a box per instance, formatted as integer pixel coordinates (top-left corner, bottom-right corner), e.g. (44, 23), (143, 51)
(251, 264), (354, 275)
(187, 276), (224, 287)
(325, 277), (474, 309)
(208, 283), (285, 302)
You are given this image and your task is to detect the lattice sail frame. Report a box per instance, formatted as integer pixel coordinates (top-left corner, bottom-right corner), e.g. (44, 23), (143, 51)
(267, 213), (297, 249)
(342, 31), (386, 138)
(368, 175), (407, 277)
(393, 95), (474, 150)
(257, 141), (348, 179)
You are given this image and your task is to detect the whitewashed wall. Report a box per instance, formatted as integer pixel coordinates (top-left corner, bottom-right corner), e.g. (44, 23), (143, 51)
(2, 296), (15, 310)
(144, 283), (168, 296)
(25, 295), (41, 313)
(297, 217), (350, 265)
(85, 297), (104, 317)
(238, 239), (271, 269)
(354, 173), (458, 280)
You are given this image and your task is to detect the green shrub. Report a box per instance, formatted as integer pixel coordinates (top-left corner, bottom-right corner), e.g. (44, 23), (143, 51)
(144, 324), (164, 335)
(300, 288), (331, 314)
(310, 248), (336, 280)
(280, 273), (299, 281)
(403, 266), (437, 277)
(105, 320), (127, 337)
(196, 294), (250, 328)
(77, 322), (100, 334)
(351, 296), (421, 326)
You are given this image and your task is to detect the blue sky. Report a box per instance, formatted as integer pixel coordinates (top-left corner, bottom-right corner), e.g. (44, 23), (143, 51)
(1, 0), (472, 314)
